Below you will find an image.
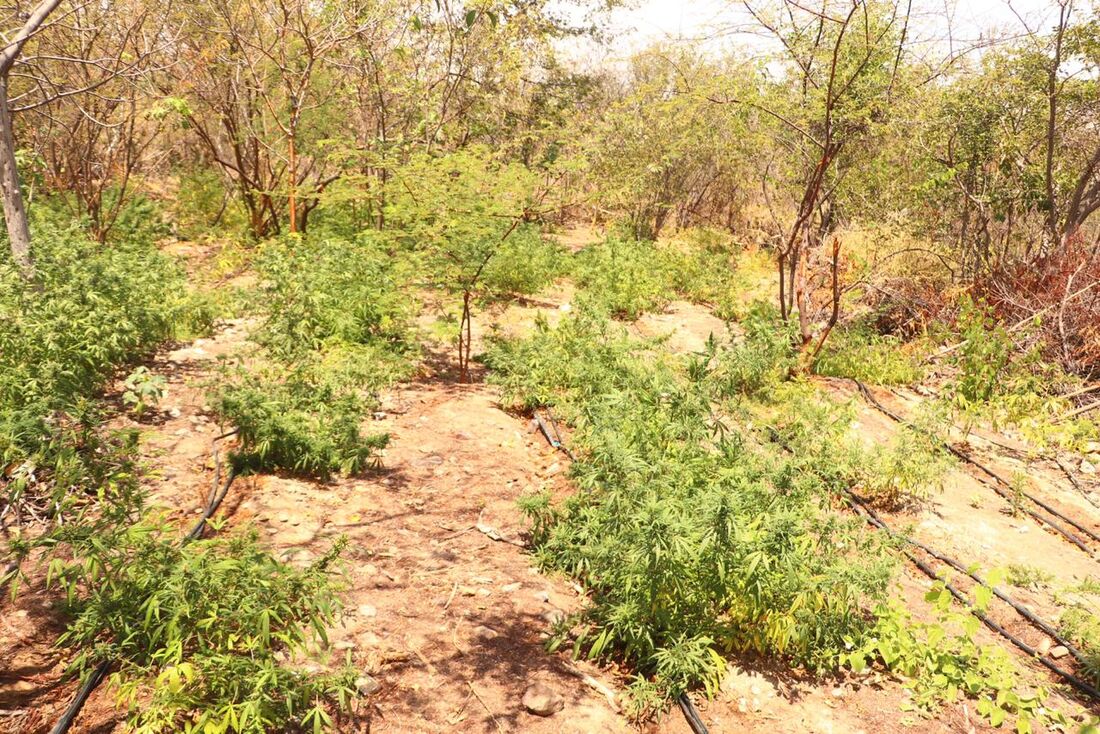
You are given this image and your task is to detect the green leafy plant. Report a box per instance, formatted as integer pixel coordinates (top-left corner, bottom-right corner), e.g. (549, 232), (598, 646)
(0, 215), (197, 518)
(487, 305), (894, 713)
(571, 237), (678, 319)
(1056, 587), (1100, 686)
(712, 301), (797, 395)
(813, 323), (926, 385)
(480, 225), (566, 297)
(1006, 564), (1054, 590)
(952, 296), (1012, 404)
(48, 521), (356, 734)
(122, 367), (168, 419)
(862, 410), (955, 507)
(845, 577), (1068, 732)
(254, 235), (413, 367)
(210, 368), (388, 480)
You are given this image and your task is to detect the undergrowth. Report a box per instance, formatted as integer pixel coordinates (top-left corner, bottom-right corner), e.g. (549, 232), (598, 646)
(210, 368), (388, 479)
(487, 302), (1063, 729)
(0, 216), (205, 519)
(210, 235), (414, 479)
(813, 322), (926, 385)
(946, 296), (1099, 450)
(487, 303), (895, 715)
(571, 234), (739, 319)
(47, 518), (355, 733)
(847, 578), (1068, 732)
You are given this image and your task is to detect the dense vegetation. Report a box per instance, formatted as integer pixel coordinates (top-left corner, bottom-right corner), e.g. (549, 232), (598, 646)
(1, 0), (1099, 732)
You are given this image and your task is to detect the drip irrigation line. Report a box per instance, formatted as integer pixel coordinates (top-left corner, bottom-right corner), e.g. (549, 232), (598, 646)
(51, 435), (238, 734)
(678, 692), (710, 734)
(843, 489), (1091, 671)
(535, 410), (576, 462)
(851, 379), (1100, 554)
(845, 495), (1100, 702)
(48, 660), (110, 734)
(761, 422), (1100, 701)
(531, 409), (709, 733)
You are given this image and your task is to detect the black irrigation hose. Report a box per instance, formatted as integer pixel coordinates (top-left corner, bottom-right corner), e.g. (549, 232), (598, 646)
(843, 489), (1092, 671)
(50, 434), (238, 734)
(535, 410), (576, 462)
(851, 379), (1100, 554)
(532, 412), (710, 734)
(678, 692), (710, 734)
(48, 660), (110, 734)
(845, 494), (1100, 702)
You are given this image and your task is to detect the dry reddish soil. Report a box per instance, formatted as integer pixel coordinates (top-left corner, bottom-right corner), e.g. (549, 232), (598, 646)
(3, 244), (1100, 733)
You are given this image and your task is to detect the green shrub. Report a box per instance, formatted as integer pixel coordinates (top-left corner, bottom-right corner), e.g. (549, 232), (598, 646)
(122, 367), (168, 419)
(712, 301), (797, 395)
(50, 522), (355, 734)
(813, 323), (925, 385)
(572, 237), (675, 318)
(173, 167), (247, 240)
(210, 369), (388, 480)
(846, 585), (1068, 732)
(863, 418), (954, 507)
(571, 233), (740, 320)
(952, 296), (1011, 403)
(0, 218), (196, 514)
(1058, 596), (1100, 686)
(254, 235), (413, 364)
(108, 194), (173, 246)
(487, 306), (894, 711)
(485, 302), (656, 416)
(480, 225), (565, 297)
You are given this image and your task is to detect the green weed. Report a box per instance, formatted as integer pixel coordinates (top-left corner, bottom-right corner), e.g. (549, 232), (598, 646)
(487, 304), (894, 711)
(49, 520), (355, 733)
(813, 323), (926, 385)
(210, 368), (388, 480)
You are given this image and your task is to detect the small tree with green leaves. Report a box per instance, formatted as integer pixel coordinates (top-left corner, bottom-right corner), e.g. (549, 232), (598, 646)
(385, 146), (545, 380)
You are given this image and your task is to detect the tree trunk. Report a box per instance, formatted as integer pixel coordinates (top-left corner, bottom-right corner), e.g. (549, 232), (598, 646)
(0, 80), (34, 279)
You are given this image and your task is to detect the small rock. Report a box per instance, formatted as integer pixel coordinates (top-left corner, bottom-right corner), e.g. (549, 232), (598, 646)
(502, 582), (522, 593)
(333, 640), (356, 651)
(473, 625), (499, 640)
(460, 586), (478, 596)
(533, 590), (550, 604)
(521, 682), (564, 717)
(169, 407), (182, 418)
(355, 674), (381, 696)
(1037, 638), (1052, 656)
(545, 462), (562, 477)
(477, 588), (492, 598)
(543, 608), (567, 626)
(1050, 645), (1070, 659)
(831, 686), (844, 698)
(372, 411), (387, 420)
(357, 604), (377, 618)
(277, 513), (290, 523)
(1081, 459), (1097, 475)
